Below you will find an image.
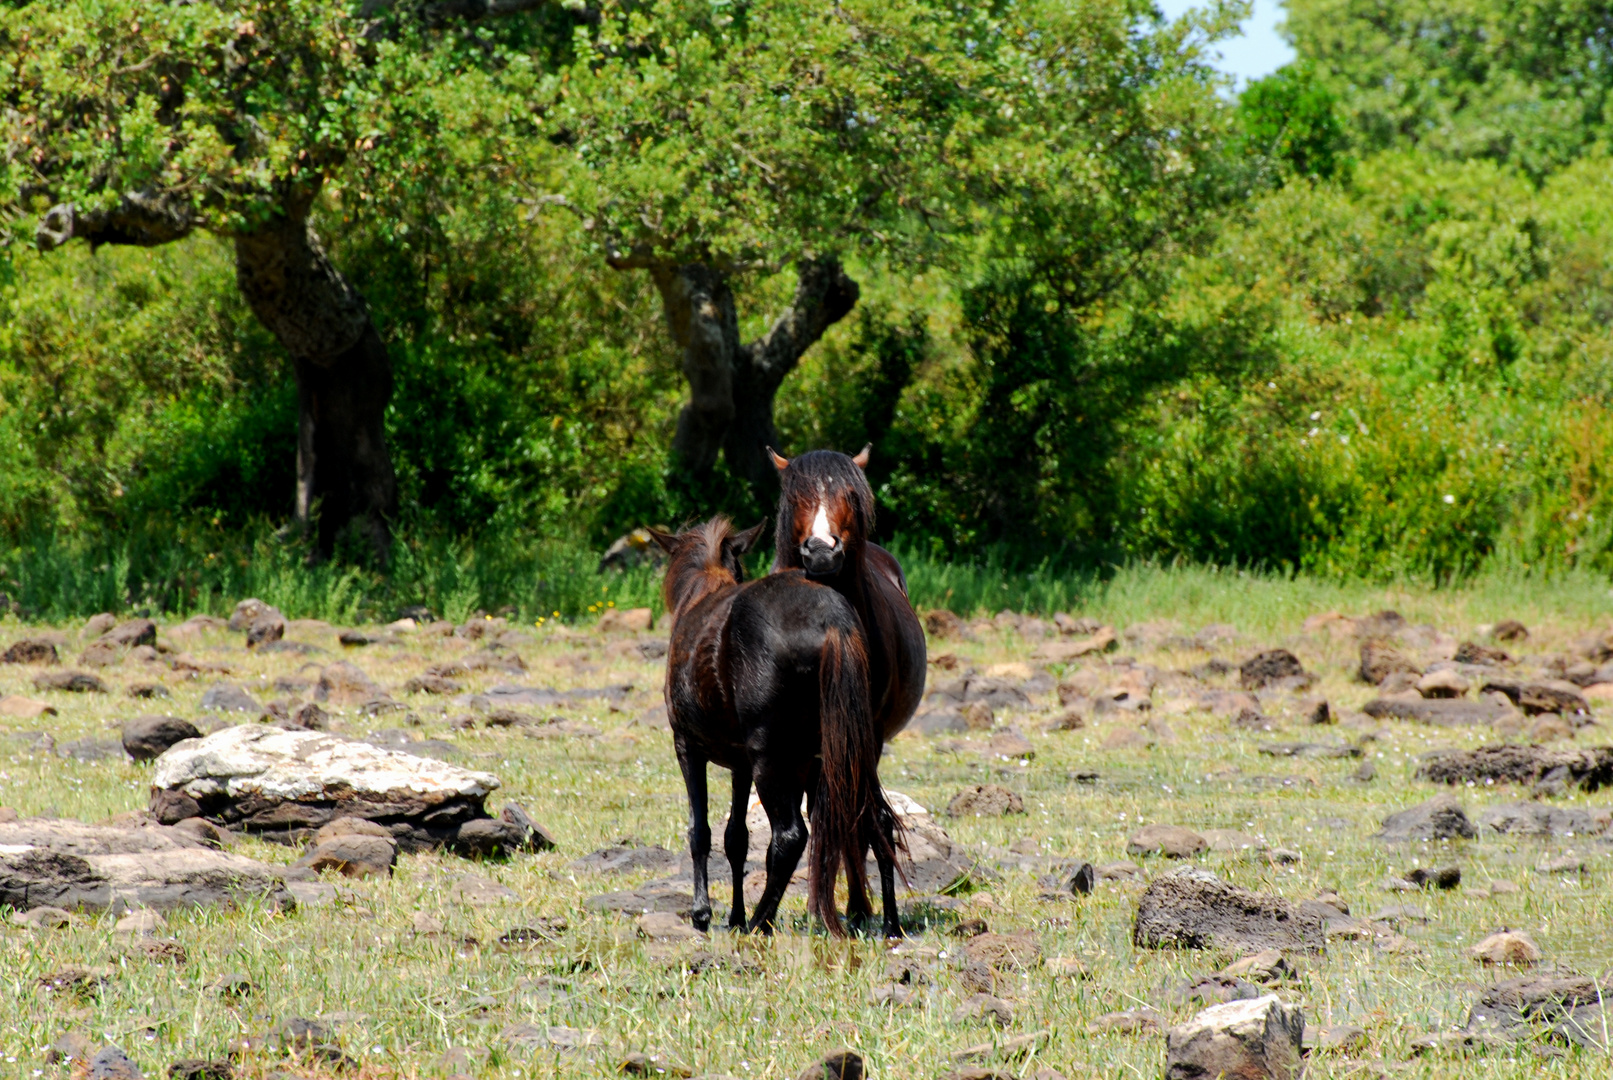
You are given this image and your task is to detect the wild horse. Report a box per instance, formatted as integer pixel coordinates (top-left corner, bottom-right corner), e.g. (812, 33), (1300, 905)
(767, 445), (927, 742)
(651, 517), (902, 938)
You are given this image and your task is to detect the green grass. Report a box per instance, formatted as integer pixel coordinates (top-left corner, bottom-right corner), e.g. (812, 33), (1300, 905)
(2, 572), (1613, 1079)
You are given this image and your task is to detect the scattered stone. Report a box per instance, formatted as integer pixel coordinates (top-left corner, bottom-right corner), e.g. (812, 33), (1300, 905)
(598, 607), (654, 633)
(1483, 678), (1590, 716)
(948, 1030), (1048, 1064)
(1033, 627), (1115, 662)
(0, 818), (293, 912)
(114, 909), (166, 935)
(46, 1033), (95, 1066)
(4, 638), (59, 664)
(1134, 868), (1327, 952)
(952, 993), (1014, 1027)
(1536, 854), (1585, 874)
(293, 833), (398, 878)
(316, 661), (387, 706)
(947, 785), (1025, 816)
(1406, 865), (1461, 889)
(1467, 930), (1543, 967)
(964, 700), (995, 731)
(1492, 620), (1529, 642)
(0, 693), (57, 718)
(1165, 996), (1304, 1080)
(199, 682), (263, 714)
(121, 716), (203, 761)
(14, 904), (74, 929)
(637, 910), (704, 943)
(1417, 669), (1470, 698)
(1361, 696), (1513, 725)
(924, 610), (968, 639)
(1091, 1008), (1163, 1035)
(1127, 824), (1207, 858)
(1258, 741), (1361, 759)
(1239, 650), (1306, 690)
(227, 599), (272, 631)
(1221, 949), (1297, 984)
(986, 727), (1034, 759)
(1464, 973), (1613, 1049)
(792, 1049), (862, 1080)
(1360, 640), (1419, 685)
(1455, 641), (1511, 664)
(1373, 795), (1477, 841)
(33, 670), (109, 693)
(1302, 1024), (1366, 1054)
(168, 1060), (232, 1080)
(37, 965), (112, 997)
(149, 723), (513, 851)
(965, 930), (1042, 970)
(1476, 802), (1607, 836)
(451, 872), (519, 905)
(1417, 744), (1613, 791)
(88, 1045), (143, 1080)
(170, 818), (231, 849)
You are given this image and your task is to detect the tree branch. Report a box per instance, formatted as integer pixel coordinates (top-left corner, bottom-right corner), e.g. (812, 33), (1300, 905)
(34, 192), (196, 252)
(745, 258), (859, 382)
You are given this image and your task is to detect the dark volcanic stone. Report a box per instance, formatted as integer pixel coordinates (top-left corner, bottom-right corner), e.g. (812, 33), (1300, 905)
(1373, 794), (1476, 842)
(1475, 803), (1606, 836)
(1361, 697), (1513, 725)
(1455, 641), (1511, 665)
(33, 670), (108, 693)
(1359, 640), (1419, 685)
(198, 683), (263, 714)
(88, 1045), (142, 1080)
(499, 803), (557, 850)
(122, 716), (203, 761)
(4, 638), (59, 665)
(169, 1060), (232, 1080)
(1405, 865), (1461, 889)
(1133, 868), (1327, 952)
(150, 789), (202, 824)
(1415, 745), (1613, 791)
(1465, 974), (1613, 1048)
(1239, 649), (1305, 690)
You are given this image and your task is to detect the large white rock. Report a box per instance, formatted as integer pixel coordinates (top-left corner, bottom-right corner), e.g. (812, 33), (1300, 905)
(153, 724), (500, 802)
(1165, 995), (1305, 1080)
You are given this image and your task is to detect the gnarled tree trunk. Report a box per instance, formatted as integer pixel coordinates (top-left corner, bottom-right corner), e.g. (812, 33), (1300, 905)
(645, 258), (859, 486)
(233, 196), (397, 559)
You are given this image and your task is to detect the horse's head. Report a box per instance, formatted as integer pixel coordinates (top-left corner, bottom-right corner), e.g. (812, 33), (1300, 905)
(648, 517), (768, 617)
(769, 445), (874, 578)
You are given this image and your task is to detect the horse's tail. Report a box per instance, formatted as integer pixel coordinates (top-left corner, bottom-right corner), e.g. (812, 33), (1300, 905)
(809, 624), (896, 938)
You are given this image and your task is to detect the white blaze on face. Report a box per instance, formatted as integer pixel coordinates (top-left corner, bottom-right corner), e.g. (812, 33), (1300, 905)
(811, 503), (833, 544)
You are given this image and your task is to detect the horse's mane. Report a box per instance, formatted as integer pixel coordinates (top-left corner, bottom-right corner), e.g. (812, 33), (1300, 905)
(663, 516), (740, 615)
(775, 450), (876, 569)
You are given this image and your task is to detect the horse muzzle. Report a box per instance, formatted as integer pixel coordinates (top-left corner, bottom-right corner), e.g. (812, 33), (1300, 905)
(799, 537), (844, 576)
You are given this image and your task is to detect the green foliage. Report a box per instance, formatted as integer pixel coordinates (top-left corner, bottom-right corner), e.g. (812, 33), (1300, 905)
(1286, 0), (1613, 178)
(1236, 63), (1353, 182)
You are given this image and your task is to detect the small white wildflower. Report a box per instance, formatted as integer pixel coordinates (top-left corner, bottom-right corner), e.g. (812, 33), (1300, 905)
(1310, 411), (1321, 420)
(1443, 494), (1455, 504)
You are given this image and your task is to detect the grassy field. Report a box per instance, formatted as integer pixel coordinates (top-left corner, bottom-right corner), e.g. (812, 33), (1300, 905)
(3, 567), (1612, 1080)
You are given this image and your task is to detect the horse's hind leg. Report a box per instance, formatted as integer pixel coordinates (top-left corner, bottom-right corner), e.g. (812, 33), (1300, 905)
(723, 768), (751, 931)
(874, 803), (903, 940)
(676, 743), (713, 933)
(745, 776), (807, 936)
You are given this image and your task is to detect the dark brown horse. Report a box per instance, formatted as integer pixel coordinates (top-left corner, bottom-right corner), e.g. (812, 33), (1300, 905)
(651, 517), (902, 938)
(768, 445), (927, 742)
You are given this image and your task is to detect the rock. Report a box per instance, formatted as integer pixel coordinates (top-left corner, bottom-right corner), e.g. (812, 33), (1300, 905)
(1201, 829), (1266, 854)
(1373, 795), (1477, 841)
(1102, 727), (1148, 749)
(1492, 619), (1529, 641)
(227, 599), (271, 631)
(1536, 854), (1585, 874)
(1463, 973), (1613, 1048)
(1468, 930), (1542, 967)
(1221, 949), (1297, 984)
(1482, 678), (1590, 716)
(316, 661), (386, 706)
(149, 723), (504, 850)
(451, 872), (519, 905)
(1406, 865), (1461, 889)
(1302, 1024), (1366, 1054)
(1133, 868), (1327, 952)
(88, 1045), (143, 1080)
(924, 610), (968, 639)
(1239, 650), (1305, 690)
(15, 904), (75, 929)
(1033, 626), (1116, 661)
(1091, 1008), (1163, 1035)
(452, 816), (549, 857)
(168, 1060), (232, 1080)
(0, 819), (292, 912)
(199, 683), (263, 714)
(33, 670), (108, 693)
(986, 727), (1034, 759)
(170, 818), (231, 849)
(948, 1030), (1048, 1064)
(947, 785), (1024, 816)
(121, 716), (203, 761)
(965, 930), (1042, 969)
(1164, 996), (1304, 1080)
(1417, 669), (1470, 698)
(598, 607), (654, 633)
(1127, 824), (1207, 859)
(1177, 973), (1262, 1005)
(81, 640), (123, 667)
(293, 834), (397, 878)
(404, 674), (463, 695)
(114, 909), (166, 935)
(1301, 699), (1332, 725)
(0, 694), (57, 718)
(637, 911), (704, 942)
(1416, 744), (1613, 790)
(4, 638), (59, 664)
(1476, 803), (1606, 836)
(793, 1049), (862, 1080)
(104, 620), (158, 648)
(1361, 696), (1512, 725)
(1360, 640), (1419, 685)
(952, 993), (1014, 1026)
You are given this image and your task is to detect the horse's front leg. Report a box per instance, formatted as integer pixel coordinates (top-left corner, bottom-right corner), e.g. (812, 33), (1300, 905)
(874, 802), (903, 940)
(723, 767), (751, 931)
(676, 743), (713, 933)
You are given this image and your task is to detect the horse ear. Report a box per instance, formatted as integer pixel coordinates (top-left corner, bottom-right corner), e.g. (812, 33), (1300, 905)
(766, 446), (790, 471)
(851, 443), (871, 469)
(725, 520), (768, 557)
(646, 528), (680, 554)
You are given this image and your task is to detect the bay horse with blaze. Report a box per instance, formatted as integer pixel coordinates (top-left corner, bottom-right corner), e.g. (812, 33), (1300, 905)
(651, 517), (903, 938)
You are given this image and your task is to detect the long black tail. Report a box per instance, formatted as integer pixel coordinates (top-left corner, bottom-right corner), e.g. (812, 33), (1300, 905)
(809, 625), (898, 937)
